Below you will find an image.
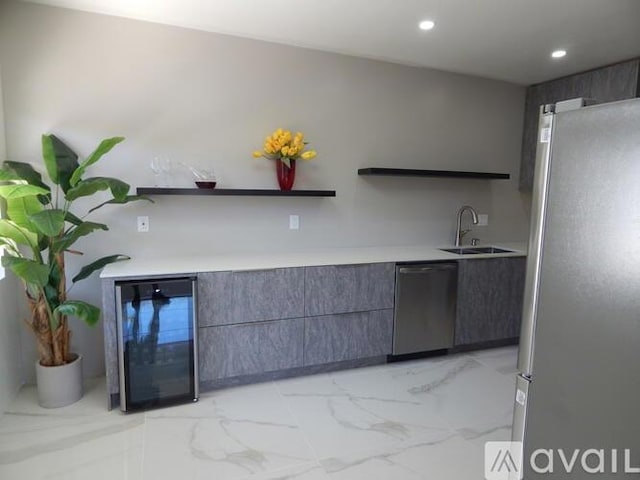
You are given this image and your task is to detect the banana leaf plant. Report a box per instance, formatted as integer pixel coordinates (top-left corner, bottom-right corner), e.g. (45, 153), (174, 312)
(0, 134), (151, 367)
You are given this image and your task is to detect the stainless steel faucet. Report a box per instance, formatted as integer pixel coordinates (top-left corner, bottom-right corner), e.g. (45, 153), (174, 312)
(454, 205), (479, 246)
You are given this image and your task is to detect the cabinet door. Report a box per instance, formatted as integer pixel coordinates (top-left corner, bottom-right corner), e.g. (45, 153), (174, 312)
(519, 72), (594, 190)
(521, 61), (640, 190)
(455, 258), (526, 346)
(304, 263), (395, 316)
(589, 59), (639, 103)
(198, 318), (304, 381)
(545, 71), (593, 102)
(198, 268), (304, 326)
(304, 309), (393, 365)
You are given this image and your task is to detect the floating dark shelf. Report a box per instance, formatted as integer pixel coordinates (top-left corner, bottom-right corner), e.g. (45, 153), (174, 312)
(358, 167), (510, 180)
(137, 187), (336, 197)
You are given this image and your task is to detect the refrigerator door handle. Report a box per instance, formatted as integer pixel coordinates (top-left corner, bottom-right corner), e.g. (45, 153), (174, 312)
(518, 105), (555, 377)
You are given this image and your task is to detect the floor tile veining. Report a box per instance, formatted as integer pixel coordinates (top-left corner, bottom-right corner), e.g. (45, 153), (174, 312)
(0, 346), (517, 480)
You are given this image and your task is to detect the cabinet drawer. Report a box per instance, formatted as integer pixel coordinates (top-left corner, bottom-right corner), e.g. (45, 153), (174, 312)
(198, 268), (304, 326)
(304, 309), (393, 365)
(198, 318), (304, 381)
(304, 263), (395, 316)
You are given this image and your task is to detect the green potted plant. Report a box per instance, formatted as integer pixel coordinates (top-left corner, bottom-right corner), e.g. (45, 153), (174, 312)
(0, 134), (149, 408)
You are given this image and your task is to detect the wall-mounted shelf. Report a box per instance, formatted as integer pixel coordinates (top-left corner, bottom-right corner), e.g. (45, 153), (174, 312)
(136, 187), (336, 197)
(357, 167), (510, 180)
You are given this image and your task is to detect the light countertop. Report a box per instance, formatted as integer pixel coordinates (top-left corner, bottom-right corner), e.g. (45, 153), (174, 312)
(100, 242), (527, 279)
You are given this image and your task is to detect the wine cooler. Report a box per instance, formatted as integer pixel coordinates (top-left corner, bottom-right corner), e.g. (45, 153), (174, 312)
(115, 277), (198, 412)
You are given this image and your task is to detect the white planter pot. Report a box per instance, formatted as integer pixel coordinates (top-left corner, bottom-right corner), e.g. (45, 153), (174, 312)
(35, 354), (83, 408)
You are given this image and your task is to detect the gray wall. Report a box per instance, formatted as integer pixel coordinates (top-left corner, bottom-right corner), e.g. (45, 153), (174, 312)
(0, 65), (23, 412)
(0, 1), (529, 382)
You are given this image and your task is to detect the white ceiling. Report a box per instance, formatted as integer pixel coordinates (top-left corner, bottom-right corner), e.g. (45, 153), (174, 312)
(26, 0), (640, 85)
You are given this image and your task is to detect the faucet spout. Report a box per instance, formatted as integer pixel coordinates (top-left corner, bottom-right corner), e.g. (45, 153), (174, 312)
(454, 205), (479, 246)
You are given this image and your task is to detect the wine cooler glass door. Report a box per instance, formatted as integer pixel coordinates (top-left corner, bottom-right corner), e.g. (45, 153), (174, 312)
(116, 277), (198, 412)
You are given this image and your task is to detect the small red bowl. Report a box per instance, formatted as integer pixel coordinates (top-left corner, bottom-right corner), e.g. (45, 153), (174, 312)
(195, 181), (217, 189)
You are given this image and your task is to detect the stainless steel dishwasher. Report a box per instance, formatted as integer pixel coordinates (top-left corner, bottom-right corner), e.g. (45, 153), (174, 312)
(393, 262), (458, 355)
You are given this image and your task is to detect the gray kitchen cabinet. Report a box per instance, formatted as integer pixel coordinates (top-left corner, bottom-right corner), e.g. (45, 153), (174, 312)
(197, 267), (304, 326)
(546, 70), (593, 102)
(196, 262), (394, 384)
(519, 72), (592, 190)
(519, 59), (639, 190)
(589, 60), (640, 103)
(198, 318), (304, 381)
(304, 263), (395, 316)
(455, 257), (526, 346)
(519, 85), (545, 191)
(304, 309), (393, 365)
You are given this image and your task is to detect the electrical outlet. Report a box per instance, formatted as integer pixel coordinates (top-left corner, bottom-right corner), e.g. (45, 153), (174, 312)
(477, 214), (489, 227)
(289, 214), (299, 230)
(137, 216), (149, 232)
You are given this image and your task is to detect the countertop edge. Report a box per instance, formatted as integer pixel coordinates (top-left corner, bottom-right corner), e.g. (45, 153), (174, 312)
(100, 243), (527, 280)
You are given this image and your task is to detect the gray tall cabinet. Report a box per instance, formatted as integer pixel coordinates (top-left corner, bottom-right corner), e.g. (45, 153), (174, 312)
(520, 59), (640, 190)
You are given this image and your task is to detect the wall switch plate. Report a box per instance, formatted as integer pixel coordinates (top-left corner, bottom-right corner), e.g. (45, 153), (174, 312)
(477, 214), (489, 226)
(137, 216), (149, 232)
(289, 214), (299, 230)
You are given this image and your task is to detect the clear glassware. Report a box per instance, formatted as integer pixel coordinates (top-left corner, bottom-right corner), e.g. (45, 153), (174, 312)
(150, 157), (172, 187)
(183, 162), (217, 188)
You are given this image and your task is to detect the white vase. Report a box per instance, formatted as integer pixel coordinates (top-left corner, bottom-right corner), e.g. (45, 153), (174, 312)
(35, 354), (83, 408)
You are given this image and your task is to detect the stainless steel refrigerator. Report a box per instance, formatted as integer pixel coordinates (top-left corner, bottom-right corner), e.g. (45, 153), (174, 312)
(512, 98), (640, 478)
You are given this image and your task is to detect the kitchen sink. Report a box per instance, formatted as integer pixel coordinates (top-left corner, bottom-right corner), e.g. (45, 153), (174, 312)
(440, 246), (515, 255)
(466, 246), (514, 254)
(440, 247), (482, 255)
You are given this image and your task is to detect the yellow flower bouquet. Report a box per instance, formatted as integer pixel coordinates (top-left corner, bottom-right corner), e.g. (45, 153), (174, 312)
(252, 128), (317, 168)
(252, 128), (318, 190)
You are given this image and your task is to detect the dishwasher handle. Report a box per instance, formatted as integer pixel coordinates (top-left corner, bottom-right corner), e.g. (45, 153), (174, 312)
(398, 264), (457, 274)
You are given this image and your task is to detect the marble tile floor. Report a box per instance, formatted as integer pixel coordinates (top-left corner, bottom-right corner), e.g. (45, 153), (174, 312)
(0, 346), (518, 480)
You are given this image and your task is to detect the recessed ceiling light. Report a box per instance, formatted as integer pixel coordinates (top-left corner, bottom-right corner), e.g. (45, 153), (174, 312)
(419, 20), (435, 31)
(551, 49), (567, 59)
